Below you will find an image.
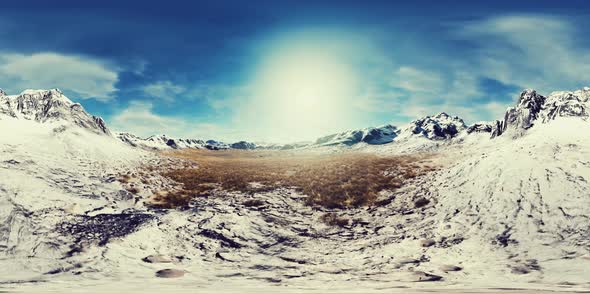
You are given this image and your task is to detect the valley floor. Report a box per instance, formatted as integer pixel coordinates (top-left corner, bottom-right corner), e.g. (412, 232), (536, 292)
(0, 118), (589, 293)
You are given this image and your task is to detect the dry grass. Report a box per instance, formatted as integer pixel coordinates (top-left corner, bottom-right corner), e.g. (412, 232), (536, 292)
(150, 149), (436, 209)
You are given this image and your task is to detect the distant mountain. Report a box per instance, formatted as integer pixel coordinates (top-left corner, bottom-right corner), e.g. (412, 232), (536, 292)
(2, 86), (588, 151)
(400, 112), (466, 140)
(0, 89), (111, 135)
(230, 141), (257, 150)
(116, 133), (207, 150)
(314, 125), (399, 146)
(308, 87), (590, 148)
(311, 112), (467, 148)
(115, 133), (257, 151)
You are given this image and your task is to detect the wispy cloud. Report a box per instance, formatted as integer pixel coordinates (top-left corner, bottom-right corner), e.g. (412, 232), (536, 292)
(110, 100), (238, 140)
(456, 14), (590, 93)
(0, 52), (118, 101)
(390, 66), (444, 94)
(141, 80), (185, 102)
(110, 101), (185, 137)
(379, 15), (590, 124)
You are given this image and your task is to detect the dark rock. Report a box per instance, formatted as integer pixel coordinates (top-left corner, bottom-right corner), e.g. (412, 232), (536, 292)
(166, 139), (178, 149)
(414, 197), (430, 208)
(143, 254), (172, 263)
(440, 265), (463, 272)
(155, 269), (185, 278)
(411, 271), (443, 282)
(420, 239), (436, 247)
(466, 123), (493, 134)
(198, 229), (243, 248)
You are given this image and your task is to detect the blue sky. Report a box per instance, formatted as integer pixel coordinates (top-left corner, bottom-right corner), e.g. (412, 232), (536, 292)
(1, 0), (590, 142)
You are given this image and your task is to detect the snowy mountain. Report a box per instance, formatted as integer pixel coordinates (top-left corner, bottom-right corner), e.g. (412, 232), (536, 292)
(0, 89), (111, 135)
(116, 133), (207, 150)
(116, 135), (262, 151)
(115, 132), (258, 151)
(230, 141), (257, 150)
(310, 87), (590, 148)
(314, 124), (399, 146)
(311, 112), (467, 148)
(400, 112), (467, 140)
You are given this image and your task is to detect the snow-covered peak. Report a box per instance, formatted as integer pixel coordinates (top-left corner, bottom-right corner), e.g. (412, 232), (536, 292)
(116, 132), (258, 151)
(541, 87), (589, 122)
(0, 88), (6, 97)
(402, 112), (466, 140)
(314, 124), (399, 146)
(0, 88), (111, 135)
(495, 87), (589, 137)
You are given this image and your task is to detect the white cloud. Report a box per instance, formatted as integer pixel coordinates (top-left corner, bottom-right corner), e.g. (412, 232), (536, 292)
(110, 101), (184, 137)
(0, 52), (118, 100)
(141, 80), (185, 102)
(390, 66), (444, 94)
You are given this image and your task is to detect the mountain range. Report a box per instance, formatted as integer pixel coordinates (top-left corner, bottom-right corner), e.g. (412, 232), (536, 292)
(2, 86), (588, 150)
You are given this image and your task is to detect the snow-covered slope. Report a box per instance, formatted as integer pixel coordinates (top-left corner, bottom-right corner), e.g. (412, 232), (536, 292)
(0, 89), (111, 135)
(428, 117), (590, 286)
(314, 124), (399, 146)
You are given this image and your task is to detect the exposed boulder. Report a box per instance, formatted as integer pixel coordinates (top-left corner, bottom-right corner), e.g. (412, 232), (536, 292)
(155, 269), (185, 278)
(143, 254), (173, 264)
(409, 271), (443, 282)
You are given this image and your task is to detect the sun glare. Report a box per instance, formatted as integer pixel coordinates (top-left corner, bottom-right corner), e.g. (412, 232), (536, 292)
(242, 36), (363, 142)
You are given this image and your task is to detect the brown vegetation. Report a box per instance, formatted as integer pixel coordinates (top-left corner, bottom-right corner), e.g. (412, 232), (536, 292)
(151, 149), (436, 209)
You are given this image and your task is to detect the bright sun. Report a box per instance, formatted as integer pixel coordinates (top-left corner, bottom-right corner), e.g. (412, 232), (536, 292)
(244, 41), (361, 142)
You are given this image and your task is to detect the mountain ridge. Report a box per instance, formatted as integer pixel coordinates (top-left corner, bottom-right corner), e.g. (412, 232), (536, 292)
(0, 88), (111, 135)
(1, 86), (589, 150)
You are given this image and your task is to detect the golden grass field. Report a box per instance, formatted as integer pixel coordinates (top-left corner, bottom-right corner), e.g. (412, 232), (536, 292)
(149, 149), (437, 209)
